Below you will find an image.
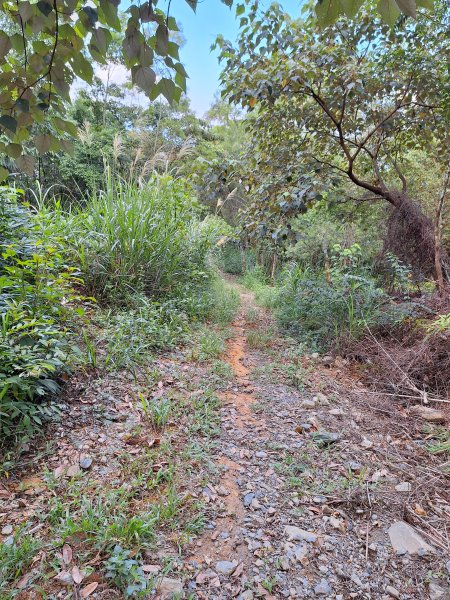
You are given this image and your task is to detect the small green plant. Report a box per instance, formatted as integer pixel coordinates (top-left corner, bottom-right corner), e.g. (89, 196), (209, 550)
(210, 359), (234, 380)
(0, 534), (41, 592)
(191, 328), (226, 362)
(425, 426), (450, 456)
(82, 329), (98, 369)
(246, 327), (275, 349)
(139, 394), (172, 430)
(104, 545), (148, 598)
(261, 576), (278, 593)
(424, 312), (450, 335)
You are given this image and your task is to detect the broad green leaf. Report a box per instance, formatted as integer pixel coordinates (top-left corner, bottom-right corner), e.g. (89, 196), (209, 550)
(36, 1), (52, 16)
(184, 0), (197, 12)
(315, 0), (344, 25)
(395, 0), (416, 16)
(174, 62), (188, 78)
(175, 71), (187, 92)
(52, 117), (78, 137)
(416, 0), (433, 7)
(7, 143), (22, 159)
(0, 167), (9, 182)
(158, 78), (177, 104)
(0, 33), (12, 59)
(92, 27), (112, 54)
(131, 65), (156, 93)
(155, 24), (168, 55)
(34, 134), (52, 154)
(15, 155), (35, 176)
(18, 1), (34, 21)
(236, 4), (245, 16)
(123, 30), (142, 63)
(99, 0), (121, 30)
(0, 115), (17, 133)
(71, 54), (94, 82)
(60, 139), (74, 154)
(378, 0), (400, 25)
(167, 16), (180, 31)
(340, 0), (361, 17)
(167, 41), (179, 60)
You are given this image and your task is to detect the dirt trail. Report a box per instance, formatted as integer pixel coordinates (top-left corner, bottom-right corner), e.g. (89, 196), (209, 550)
(186, 282), (450, 600)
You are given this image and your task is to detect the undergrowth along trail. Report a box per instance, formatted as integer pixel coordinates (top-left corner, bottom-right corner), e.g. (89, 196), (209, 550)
(184, 278), (449, 600)
(1, 276), (449, 599)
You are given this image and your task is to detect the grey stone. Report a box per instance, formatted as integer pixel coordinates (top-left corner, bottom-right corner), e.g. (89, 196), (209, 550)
(312, 430), (340, 447)
(215, 560), (238, 575)
(285, 526), (317, 543)
(314, 579), (332, 595)
(429, 582), (449, 600)
(158, 577), (183, 598)
(238, 592), (254, 600)
(243, 492), (255, 507)
(1, 525), (13, 535)
(301, 399), (317, 409)
(294, 544), (308, 562)
(79, 454), (93, 470)
(388, 521), (434, 555)
(394, 482), (412, 492)
(386, 585), (401, 599)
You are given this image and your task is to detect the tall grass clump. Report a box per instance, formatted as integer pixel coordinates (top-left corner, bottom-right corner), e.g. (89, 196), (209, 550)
(71, 172), (209, 303)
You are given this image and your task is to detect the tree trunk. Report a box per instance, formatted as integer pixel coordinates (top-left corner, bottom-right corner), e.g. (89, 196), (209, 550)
(270, 252), (277, 281)
(434, 168), (449, 297)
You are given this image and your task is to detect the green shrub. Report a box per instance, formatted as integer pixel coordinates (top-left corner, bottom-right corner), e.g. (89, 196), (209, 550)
(101, 298), (189, 370)
(0, 188), (79, 446)
(217, 244), (244, 274)
(104, 546), (148, 598)
(274, 263), (385, 351)
(0, 534), (41, 593)
(206, 278), (240, 325)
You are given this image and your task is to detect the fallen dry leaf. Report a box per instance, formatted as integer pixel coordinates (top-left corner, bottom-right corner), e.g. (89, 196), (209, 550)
(231, 562), (244, 578)
(148, 438), (161, 448)
(142, 564), (160, 574)
(54, 570), (74, 585)
(414, 503), (427, 516)
(62, 544), (73, 565)
(72, 565), (84, 584)
(17, 571), (33, 589)
(17, 476), (45, 493)
(81, 582), (98, 598)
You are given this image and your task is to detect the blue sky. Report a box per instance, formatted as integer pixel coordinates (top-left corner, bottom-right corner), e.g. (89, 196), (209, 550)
(163, 0), (304, 115)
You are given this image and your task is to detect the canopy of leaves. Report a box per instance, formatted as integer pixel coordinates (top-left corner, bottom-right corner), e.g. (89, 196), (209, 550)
(216, 1), (448, 240)
(0, 0), (435, 179)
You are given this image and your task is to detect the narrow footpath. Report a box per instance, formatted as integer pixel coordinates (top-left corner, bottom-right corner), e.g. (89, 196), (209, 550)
(184, 282), (450, 600)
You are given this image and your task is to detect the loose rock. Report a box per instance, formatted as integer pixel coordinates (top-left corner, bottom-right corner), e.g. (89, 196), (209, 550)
(158, 577), (183, 598)
(285, 526), (317, 543)
(388, 521), (434, 555)
(386, 585), (401, 599)
(410, 405), (446, 424)
(215, 560), (238, 575)
(314, 579), (332, 595)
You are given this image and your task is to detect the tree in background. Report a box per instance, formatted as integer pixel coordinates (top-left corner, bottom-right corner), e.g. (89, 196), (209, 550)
(217, 1), (449, 286)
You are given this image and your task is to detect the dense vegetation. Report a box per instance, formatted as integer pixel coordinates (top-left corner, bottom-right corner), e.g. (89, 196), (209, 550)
(0, 0), (449, 596)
